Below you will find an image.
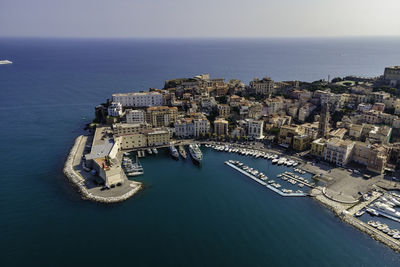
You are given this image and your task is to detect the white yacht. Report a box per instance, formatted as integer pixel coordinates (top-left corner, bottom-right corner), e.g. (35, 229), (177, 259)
(189, 143), (203, 163)
(0, 60), (12, 65)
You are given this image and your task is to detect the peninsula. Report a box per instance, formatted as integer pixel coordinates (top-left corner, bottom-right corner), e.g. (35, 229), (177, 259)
(64, 68), (400, 251)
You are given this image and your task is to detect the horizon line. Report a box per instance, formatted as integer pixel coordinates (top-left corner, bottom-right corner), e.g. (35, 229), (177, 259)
(1, 34), (400, 40)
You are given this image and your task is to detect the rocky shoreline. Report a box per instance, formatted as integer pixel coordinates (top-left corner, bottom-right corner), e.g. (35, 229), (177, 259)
(63, 135), (142, 203)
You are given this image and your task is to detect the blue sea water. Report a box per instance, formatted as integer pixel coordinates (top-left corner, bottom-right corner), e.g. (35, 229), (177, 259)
(1, 37), (400, 266)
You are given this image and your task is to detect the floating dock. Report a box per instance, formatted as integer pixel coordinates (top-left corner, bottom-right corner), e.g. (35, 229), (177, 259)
(281, 173), (314, 188)
(224, 161), (308, 197)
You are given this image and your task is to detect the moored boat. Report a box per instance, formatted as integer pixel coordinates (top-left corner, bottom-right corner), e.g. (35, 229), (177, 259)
(189, 143), (203, 163)
(169, 145), (179, 159)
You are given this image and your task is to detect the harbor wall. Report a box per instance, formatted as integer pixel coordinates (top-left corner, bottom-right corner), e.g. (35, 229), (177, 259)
(63, 135), (142, 203)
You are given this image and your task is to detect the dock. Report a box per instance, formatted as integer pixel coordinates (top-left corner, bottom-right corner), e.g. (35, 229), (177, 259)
(225, 161), (307, 197)
(281, 173), (314, 188)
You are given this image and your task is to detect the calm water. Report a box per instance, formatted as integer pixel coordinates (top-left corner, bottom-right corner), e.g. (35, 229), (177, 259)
(1, 38), (400, 266)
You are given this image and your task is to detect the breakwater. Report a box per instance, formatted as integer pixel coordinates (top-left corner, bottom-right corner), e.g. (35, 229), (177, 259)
(63, 135), (142, 203)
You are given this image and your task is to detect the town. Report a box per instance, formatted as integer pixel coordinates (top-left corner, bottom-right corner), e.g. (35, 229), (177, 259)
(63, 66), (400, 250)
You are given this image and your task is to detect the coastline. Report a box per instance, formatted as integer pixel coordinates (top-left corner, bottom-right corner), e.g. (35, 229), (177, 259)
(311, 187), (400, 253)
(63, 135), (142, 203)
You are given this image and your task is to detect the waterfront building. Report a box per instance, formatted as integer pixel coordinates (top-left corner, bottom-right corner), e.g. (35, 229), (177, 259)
(318, 103), (330, 138)
(107, 102), (123, 117)
(292, 134), (311, 151)
(250, 76), (275, 95)
(126, 109), (145, 124)
(384, 66), (400, 87)
(217, 104), (230, 118)
(174, 113), (210, 138)
(214, 118), (229, 136)
(299, 122), (319, 139)
(112, 92), (163, 107)
(116, 133), (146, 150)
(113, 123), (151, 137)
(85, 127), (124, 186)
(324, 138), (354, 166)
(311, 138), (326, 157)
(352, 142), (389, 174)
(278, 125), (302, 148)
(146, 106), (178, 127)
(247, 119), (264, 139)
(142, 128), (171, 146)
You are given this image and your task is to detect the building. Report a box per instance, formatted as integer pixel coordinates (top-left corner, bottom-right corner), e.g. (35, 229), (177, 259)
(318, 103), (330, 138)
(142, 128), (170, 146)
(349, 124), (363, 139)
(174, 113), (210, 138)
(107, 102), (123, 117)
(85, 127), (124, 187)
(311, 138), (326, 157)
(328, 128), (347, 140)
(352, 142), (389, 174)
(368, 125), (392, 144)
(126, 109), (145, 124)
(293, 135), (311, 151)
(298, 104), (316, 122)
(247, 119), (264, 139)
(324, 138), (354, 166)
(113, 123), (151, 137)
(214, 118), (229, 136)
(217, 104), (230, 118)
(112, 92), (163, 107)
(250, 76), (275, 95)
(146, 106), (178, 127)
(384, 66), (400, 87)
(116, 133), (146, 150)
(278, 125), (302, 148)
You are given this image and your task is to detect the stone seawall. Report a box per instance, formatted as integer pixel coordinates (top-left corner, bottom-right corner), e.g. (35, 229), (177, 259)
(311, 188), (400, 253)
(63, 135), (142, 203)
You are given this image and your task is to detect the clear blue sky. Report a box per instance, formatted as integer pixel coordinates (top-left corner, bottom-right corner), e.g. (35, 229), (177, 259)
(1, 0), (399, 38)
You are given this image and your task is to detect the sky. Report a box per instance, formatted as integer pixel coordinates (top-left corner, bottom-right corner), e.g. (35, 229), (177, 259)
(0, 0), (399, 38)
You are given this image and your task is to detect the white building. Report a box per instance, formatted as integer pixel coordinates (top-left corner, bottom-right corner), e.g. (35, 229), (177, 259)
(174, 114), (210, 138)
(126, 109), (145, 124)
(324, 138), (354, 166)
(107, 102), (123, 117)
(112, 92), (163, 107)
(247, 119), (264, 139)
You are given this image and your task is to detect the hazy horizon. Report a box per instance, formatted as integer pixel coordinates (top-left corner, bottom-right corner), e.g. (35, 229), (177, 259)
(1, 0), (399, 38)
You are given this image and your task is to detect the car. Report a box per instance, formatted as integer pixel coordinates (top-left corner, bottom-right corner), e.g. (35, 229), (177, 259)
(117, 182), (122, 186)
(110, 184), (116, 188)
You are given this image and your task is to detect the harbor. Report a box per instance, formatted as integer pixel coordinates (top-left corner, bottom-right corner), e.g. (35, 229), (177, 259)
(225, 161), (308, 197)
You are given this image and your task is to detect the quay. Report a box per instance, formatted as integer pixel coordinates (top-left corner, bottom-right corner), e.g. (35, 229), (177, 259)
(224, 161), (308, 197)
(311, 187), (400, 253)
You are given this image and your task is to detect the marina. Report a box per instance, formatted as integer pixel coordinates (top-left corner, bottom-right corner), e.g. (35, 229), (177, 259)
(224, 161), (308, 197)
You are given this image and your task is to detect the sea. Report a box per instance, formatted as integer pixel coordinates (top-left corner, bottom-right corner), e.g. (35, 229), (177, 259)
(1, 37), (400, 266)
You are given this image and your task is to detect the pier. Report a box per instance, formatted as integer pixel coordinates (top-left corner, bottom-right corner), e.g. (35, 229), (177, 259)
(281, 173), (314, 188)
(224, 161), (308, 197)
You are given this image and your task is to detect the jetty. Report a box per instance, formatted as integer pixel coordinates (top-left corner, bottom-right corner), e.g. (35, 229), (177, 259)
(63, 135), (142, 203)
(224, 161), (307, 197)
(281, 173), (314, 188)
